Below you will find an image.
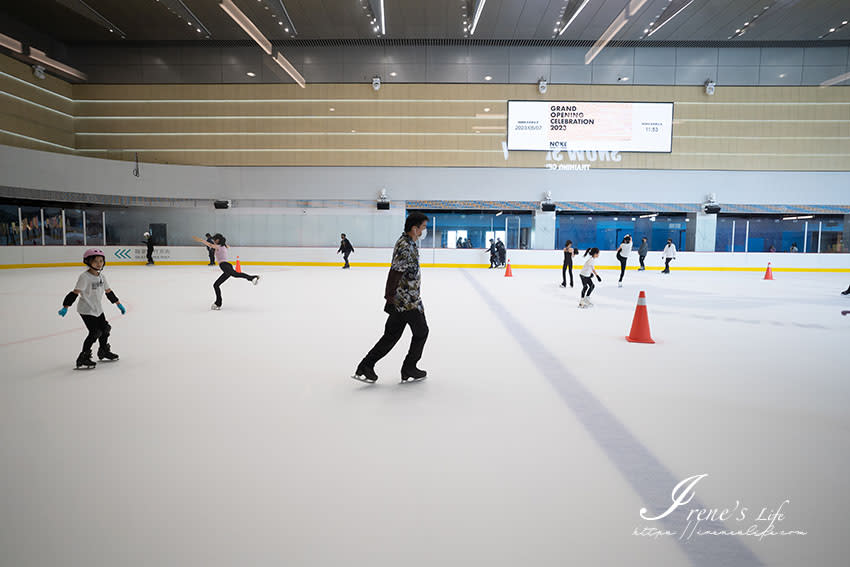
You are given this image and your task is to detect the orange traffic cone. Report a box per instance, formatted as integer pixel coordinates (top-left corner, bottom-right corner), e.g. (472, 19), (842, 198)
(235, 256), (242, 273)
(504, 259), (513, 277)
(763, 262), (773, 280)
(626, 291), (655, 344)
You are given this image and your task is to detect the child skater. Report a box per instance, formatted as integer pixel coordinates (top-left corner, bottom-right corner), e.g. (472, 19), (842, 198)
(661, 238), (677, 274)
(58, 248), (125, 369)
(615, 234), (632, 287)
(579, 247), (602, 308)
(193, 233), (259, 310)
(560, 239), (579, 288)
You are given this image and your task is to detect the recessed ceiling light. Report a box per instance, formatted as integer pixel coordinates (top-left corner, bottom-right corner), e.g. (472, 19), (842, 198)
(389, 71), (397, 77)
(196, 28), (201, 32)
(829, 28), (836, 32)
(484, 75), (492, 81)
(484, 107), (491, 112)
(779, 73), (786, 78)
(351, 129), (356, 133)
(246, 72), (256, 77)
(329, 107), (335, 111)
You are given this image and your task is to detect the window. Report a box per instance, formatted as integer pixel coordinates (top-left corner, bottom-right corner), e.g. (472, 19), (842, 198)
(409, 211), (532, 249)
(557, 214), (689, 251)
(715, 215), (844, 253)
(65, 209), (84, 245)
(0, 204), (19, 246)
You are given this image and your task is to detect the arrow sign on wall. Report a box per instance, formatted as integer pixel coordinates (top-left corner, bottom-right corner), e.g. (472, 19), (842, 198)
(114, 249), (132, 259)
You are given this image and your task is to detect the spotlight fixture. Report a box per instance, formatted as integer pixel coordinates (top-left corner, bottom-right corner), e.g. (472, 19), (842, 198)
(728, 5), (769, 39)
(32, 65), (46, 80)
(704, 79), (715, 95)
(360, 0), (386, 36)
(484, 75), (492, 81)
(819, 19), (849, 39)
(617, 76), (630, 82)
(153, 0), (211, 38)
(29, 48), (87, 80)
(537, 78), (548, 94)
(372, 76), (381, 91)
(264, 0), (298, 36)
(246, 71), (256, 77)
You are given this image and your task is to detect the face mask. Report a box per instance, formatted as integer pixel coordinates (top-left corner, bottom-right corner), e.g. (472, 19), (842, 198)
(420, 228), (427, 240)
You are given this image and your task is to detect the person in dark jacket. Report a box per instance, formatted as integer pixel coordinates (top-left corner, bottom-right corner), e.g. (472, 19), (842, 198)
(353, 213), (429, 384)
(485, 239), (498, 268)
(638, 237), (648, 271)
(337, 233), (355, 269)
(143, 231), (154, 265)
(496, 238), (506, 267)
(205, 233), (216, 265)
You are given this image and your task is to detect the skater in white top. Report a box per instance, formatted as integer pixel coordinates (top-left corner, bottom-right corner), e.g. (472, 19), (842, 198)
(661, 239), (677, 273)
(615, 234), (632, 287)
(193, 233), (260, 309)
(58, 248), (126, 369)
(578, 247), (602, 308)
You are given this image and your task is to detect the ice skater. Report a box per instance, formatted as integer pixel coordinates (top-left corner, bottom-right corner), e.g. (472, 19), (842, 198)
(638, 236), (648, 270)
(661, 238), (677, 274)
(560, 239), (578, 287)
(143, 231), (154, 265)
(205, 233), (216, 265)
(616, 234), (632, 287)
(193, 233), (259, 310)
(337, 233), (354, 269)
(485, 239), (498, 268)
(496, 238), (506, 267)
(353, 212), (429, 384)
(58, 248), (125, 369)
(578, 247), (602, 308)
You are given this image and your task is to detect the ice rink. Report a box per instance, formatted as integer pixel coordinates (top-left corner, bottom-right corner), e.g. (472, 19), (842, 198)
(1, 262), (849, 567)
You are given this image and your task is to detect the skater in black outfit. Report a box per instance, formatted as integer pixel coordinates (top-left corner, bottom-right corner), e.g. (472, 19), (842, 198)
(496, 238), (506, 267)
(205, 233), (216, 265)
(193, 233), (260, 310)
(638, 237), (648, 270)
(616, 234), (632, 287)
(353, 212), (429, 384)
(560, 240), (578, 287)
(485, 239), (498, 268)
(58, 248), (126, 369)
(337, 233), (355, 269)
(578, 247), (602, 308)
(143, 231), (155, 265)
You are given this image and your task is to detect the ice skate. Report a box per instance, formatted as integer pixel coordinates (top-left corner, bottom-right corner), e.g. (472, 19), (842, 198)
(75, 350), (96, 370)
(211, 303), (221, 310)
(578, 298), (587, 308)
(252, 275), (261, 285)
(351, 363), (378, 383)
(618, 281), (623, 288)
(400, 366), (427, 383)
(559, 282), (566, 288)
(584, 297), (594, 307)
(97, 343), (119, 362)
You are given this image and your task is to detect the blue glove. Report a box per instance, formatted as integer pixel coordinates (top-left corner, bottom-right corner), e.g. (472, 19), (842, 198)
(117, 303), (126, 315)
(58, 307), (67, 317)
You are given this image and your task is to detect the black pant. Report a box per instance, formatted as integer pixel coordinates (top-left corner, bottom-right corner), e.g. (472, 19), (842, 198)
(343, 251), (351, 268)
(146, 246), (154, 264)
(639, 254), (646, 269)
(617, 253), (627, 282)
(361, 308), (429, 371)
(580, 275), (595, 297)
(208, 248), (216, 265)
(213, 261), (255, 306)
(490, 253), (498, 268)
(663, 258), (672, 273)
(562, 257), (573, 286)
(80, 313), (111, 352)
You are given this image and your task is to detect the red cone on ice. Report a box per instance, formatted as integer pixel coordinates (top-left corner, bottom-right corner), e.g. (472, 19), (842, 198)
(504, 259), (513, 277)
(235, 256), (242, 273)
(763, 262), (773, 280)
(626, 291), (655, 344)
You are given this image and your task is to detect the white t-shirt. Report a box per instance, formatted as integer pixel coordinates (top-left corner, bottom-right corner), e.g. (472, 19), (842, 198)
(618, 242), (633, 256)
(580, 256), (597, 277)
(663, 243), (677, 258)
(74, 270), (109, 316)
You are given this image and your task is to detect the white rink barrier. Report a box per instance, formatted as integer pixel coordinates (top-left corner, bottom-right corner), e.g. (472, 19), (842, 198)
(1, 246), (848, 272)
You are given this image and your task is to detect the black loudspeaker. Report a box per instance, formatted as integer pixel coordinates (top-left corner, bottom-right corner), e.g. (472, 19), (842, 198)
(214, 200), (230, 209)
(541, 202), (556, 212)
(703, 204), (721, 214)
(376, 201), (390, 210)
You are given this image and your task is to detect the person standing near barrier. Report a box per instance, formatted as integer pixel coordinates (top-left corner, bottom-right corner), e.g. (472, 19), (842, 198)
(485, 239), (498, 268)
(661, 238), (677, 274)
(353, 212), (429, 384)
(560, 239), (578, 288)
(337, 233), (355, 269)
(192, 234), (260, 310)
(638, 237), (648, 270)
(496, 238), (506, 267)
(143, 231), (155, 265)
(205, 233), (216, 265)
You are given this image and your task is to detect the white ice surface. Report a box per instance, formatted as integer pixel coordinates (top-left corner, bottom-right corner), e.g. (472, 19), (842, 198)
(1, 264), (849, 567)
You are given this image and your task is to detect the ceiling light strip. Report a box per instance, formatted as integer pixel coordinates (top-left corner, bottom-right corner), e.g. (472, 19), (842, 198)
(275, 0), (297, 35)
(380, 0), (386, 35)
(0, 32), (23, 53)
(646, 0), (695, 37)
(470, 0), (487, 35)
(0, 128), (76, 150)
(559, 0), (591, 36)
(272, 52), (305, 88)
(0, 90), (75, 118)
(0, 71), (73, 101)
(585, 0), (648, 65)
(55, 0), (126, 38)
(29, 48), (88, 81)
(219, 0), (272, 54)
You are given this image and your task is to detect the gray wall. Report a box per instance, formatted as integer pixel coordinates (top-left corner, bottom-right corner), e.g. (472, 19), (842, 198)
(68, 45), (850, 86)
(1, 145), (849, 207)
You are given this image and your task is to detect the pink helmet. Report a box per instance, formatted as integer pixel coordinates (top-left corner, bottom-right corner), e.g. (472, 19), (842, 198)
(83, 248), (106, 266)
